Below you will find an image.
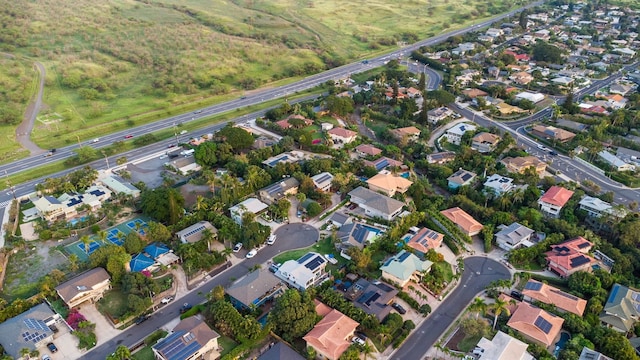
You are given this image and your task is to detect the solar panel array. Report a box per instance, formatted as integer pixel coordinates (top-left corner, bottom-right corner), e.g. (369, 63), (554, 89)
(461, 173), (473, 181)
(314, 173), (332, 185)
(181, 225), (205, 238)
(156, 331), (201, 360)
(524, 281), (543, 291)
(534, 316), (553, 334)
(22, 331), (47, 344)
(305, 255), (326, 271)
(398, 252), (412, 262)
(361, 292), (381, 307)
(89, 189), (106, 196)
(375, 159), (389, 171)
(570, 255), (591, 267)
(24, 318), (49, 332)
(577, 241), (591, 249)
(298, 253), (314, 264)
(550, 289), (578, 301)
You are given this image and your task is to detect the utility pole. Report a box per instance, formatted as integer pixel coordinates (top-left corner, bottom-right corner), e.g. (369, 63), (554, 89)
(101, 150), (110, 169)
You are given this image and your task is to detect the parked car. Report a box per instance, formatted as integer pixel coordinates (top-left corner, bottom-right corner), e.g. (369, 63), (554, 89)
(510, 290), (523, 301)
(352, 336), (366, 346)
(267, 234), (276, 245)
(233, 243), (243, 252)
(47, 342), (58, 353)
(135, 315), (149, 324)
(180, 303), (192, 314)
(246, 249), (257, 258)
(42, 356), (51, 360)
(269, 263), (282, 273)
(161, 296), (174, 304)
(355, 332), (368, 341)
(392, 302), (407, 314)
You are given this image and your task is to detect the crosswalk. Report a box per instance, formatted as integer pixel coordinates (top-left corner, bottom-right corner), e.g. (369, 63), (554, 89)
(0, 200), (12, 208)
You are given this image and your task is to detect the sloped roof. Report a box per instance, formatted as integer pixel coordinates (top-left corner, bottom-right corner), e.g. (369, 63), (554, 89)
(501, 156), (546, 170)
(355, 144), (382, 156)
(440, 207), (483, 235)
(539, 186), (574, 207)
(258, 342), (305, 360)
(447, 169), (477, 186)
(522, 279), (587, 315)
(406, 227), (444, 254)
(226, 268), (284, 308)
(55, 267), (110, 303)
(472, 132), (501, 144)
(380, 250), (433, 282)
(348, 186), (404, 216)
(477, 331), (533, 360)
(154, 317), (220, 360)
(130, 253), (155, 272)
(495, 222), (534, 246)
(0, 303), (56, 359)
(144, 243), (171, 258)
(601, 283), (640, 332)
(366, 172), (413, 192)
(303, 308), (359, 360)
(507, 302), (564, 347)
(327, 127), (358, 138)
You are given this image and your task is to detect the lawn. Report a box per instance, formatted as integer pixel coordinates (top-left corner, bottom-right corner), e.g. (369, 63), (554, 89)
(435, 261), (455, 283)
(132, 347), (154, 360)
(218, 336), (239, 357)
(273, 236), (337, 265)
(96, 289), (129, 320)
(303, 124), (324, 141)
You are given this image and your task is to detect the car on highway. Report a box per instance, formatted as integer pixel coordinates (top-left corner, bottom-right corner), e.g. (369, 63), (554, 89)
(536, 144), (548, 151)
(44, 152), (54, 157)
(267, 234), (276, 245)
(180, 130), (188, 135)
(180, 303), (192, 314)
(392, 302), (407, 314)
(47, 342), (58, 353)
(193, 110), (203, 114)
(161, 296), (173, 304)
(159, 154), (168, 160)
(549, 150), (558, 156)
(168, 143), (176, 148)
(233, 243), (243, 252)
(124, 134), (133, 139)
(246, 249), (257, 258)
(92, 138), (100, 143)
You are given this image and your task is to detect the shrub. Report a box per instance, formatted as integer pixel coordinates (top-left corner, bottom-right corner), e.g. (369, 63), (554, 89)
(66, 309), (87, 330)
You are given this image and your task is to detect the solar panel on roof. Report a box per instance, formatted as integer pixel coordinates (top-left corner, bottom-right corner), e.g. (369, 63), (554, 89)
(24, 318), (49, 332)
(570, 255), (591, 267)
(398, 252), (412, 262)
(306, 256), (326, 271)
(550, 289), (578, 301)
(315, 174), (332, 184)
(89, 189), (106, 196)
(363, 292), (381, 307)
(555, 246), (570, 253)
(461, 173), (472, 181)
(427, 232), (438, 239)
(376, 159), (389, 170)
(376, 282), (394, 292)
(577, 242), (590, 249)
(534, 316), (553, 334)
(524, 281), (543, 291)
(298, 253), (314, 264)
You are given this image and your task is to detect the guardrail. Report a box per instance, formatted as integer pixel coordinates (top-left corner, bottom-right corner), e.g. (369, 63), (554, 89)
(573, 156), (606, 175)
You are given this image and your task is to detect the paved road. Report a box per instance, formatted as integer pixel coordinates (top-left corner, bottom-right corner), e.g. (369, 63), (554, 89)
(85, 223), (319, 360)
(391, 257), (511, 360)
(16, 60), (46, 155)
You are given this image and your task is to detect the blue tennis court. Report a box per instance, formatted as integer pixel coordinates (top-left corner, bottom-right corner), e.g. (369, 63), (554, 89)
(126, 218), (149, 235)
(107, 228), (126, 245)
(77, 241), (101, 254)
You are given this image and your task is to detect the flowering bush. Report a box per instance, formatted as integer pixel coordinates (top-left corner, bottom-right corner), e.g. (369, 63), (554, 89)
(66, 308), (87, 330)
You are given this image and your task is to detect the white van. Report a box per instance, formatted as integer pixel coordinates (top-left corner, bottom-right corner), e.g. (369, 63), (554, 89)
(180, 149), (195, 157)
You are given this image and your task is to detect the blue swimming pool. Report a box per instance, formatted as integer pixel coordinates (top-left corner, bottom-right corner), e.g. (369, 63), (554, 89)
(362, 224), (383, 235)
(68, 216), (88, 227)
(400, 172), (410, 179)
(554, 332), (570, 357)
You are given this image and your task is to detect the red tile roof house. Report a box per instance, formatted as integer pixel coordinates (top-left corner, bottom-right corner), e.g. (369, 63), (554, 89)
(545, 237), (596, 278)
(327, 127), (358, 147)
(537, 186), (575, 218)
(354, 144), (383, 158)
(303, 301), (360, 360)
(275, 114), (313, 129)
(507, 302), (564, 348)
(440, 207), (483, 236)
(405, 227), (445, 257)
(522, 279), (587, 316)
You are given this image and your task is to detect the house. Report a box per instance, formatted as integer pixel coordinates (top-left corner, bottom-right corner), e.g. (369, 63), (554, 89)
(390, 126), (421, 142)
(226, 268), (286, 310)
(303, 304), (359, 360)
(363, 157), (404, 172)
(0, 303), (61, 359)
(427, 151), (456, 164)
(610, 82), (634, 95)
(483, 174), (515, 196)
(486, 28), (503, 38)
(380, 250), (433, 287)
(522, 279), (587, 316)
(475, 331), (534, 360)
(440, 207), (483, 236)
(229, 198), (269, 225)
(405, 227), (444, 256)
(258, 178), (300, 205)
(578, 348), (612, 360)
(345, 279), (398, 321)
(275, 252), (329, 290)
(327, 127), (358, 146)
(471, 132), (501, 153)
(579, 196), (619, 218)
(462, 88), (488, 99)
(348, 186), (405, 221)
(545, 237), (596, 278)
(531, 125), (576, 143)
(598, 151), (635, 171)
(176, 221), (217, 244)
(258, 342), (305, 360)
(507, 302), (564, 347)
(145, 243), (179, 267)
(153, 316), (221, 360)
(617, 147), (640, 167)
(515, 92), (545, 103)
(336, 221), (381, 250)
(275, 115), (313, 129)
(31, 185), (113, 223)
(551, 76), (574, 86)
(311, 172), (334, 192)
(495, 222), (535, 251)
(538, 186), (575, 218)
(167, 156), (202, 176)
(496, 102), (528, 115)
(600, 283), (640, 332)
(427, 107), (454, 125)
(55, 267), (111, 308)
(262, 151), (305, 167)
(444, 123), (477, 145)
(130, 253), (156, 273)
(501, 156), (547, 175)
(366, 172), (413, 197)
(452, 42), (476, 56)
(99, 173), (141, 198)
(328, 212), (350, 228)
(447, 169), (477, 190)
(32, 196), (66, 222)
(510, 71), (534, 85)
(354, 144), (382, 158)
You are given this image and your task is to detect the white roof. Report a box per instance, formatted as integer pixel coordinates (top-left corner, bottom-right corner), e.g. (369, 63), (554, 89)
(477, 331), (534, 360)
(483, 174), (514, 193)
(598, 150), (628, 168)
(229, 198), (269, 215)
(446, 123), (477, 136)
(579, 196), (612, 212)
(515, 92), (545, 103)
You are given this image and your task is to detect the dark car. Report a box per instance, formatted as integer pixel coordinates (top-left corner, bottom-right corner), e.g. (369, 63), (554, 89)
(180, 303), (193, 314)
(135, 315), (149, 325)
(549, 151), (558, 156)
(47, 342), (58, 353)
(193, 110), (203, 114)
(510, 290), (524, 301)
(392, 302), (407, 315)
(50, 148), (57, 153)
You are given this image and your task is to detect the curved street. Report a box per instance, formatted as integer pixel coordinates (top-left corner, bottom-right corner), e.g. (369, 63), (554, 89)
(391, 257), (511, 360)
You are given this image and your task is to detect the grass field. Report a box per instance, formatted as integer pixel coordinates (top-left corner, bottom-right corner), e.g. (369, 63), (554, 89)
(1, 0), (529, 156)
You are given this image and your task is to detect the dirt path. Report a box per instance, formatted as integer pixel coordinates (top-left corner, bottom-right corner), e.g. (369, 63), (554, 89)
(16, 59), (46, 154)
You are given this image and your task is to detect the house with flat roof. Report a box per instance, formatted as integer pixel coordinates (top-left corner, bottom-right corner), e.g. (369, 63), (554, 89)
(303, 304), (359, 360)
(441, 207), (483, 236)
(345, 279), (398, 321)
(0, 303), (61, 359)
(600, 283), (640, 333)
(311, 172), (334, 192)
(336, 221), (381, 250)
(545, 237), (596, 278)
(427, 107), (454, 125)
(578, 348), (612, 360)
(55, 267), (111, 308)
(176, 221), (217, 244)
(153, 316), (221, 360)
(348, 186), (404, 221)
(258, 178), (299, 205)
(229, 198), (269, 225)
(390, 126), (421, 142)
(275, 252), (329, 290)
(447, 169), (476, 190)
(327, 127), (358, 146)
(258, 342), (305, 360)
(472, 132), (501, 153)
(483, 174), (515, 196)
(99, 174), (141, 198)
(538, 186), (575, 218)
(522, 279), (587, 316)
(366, 172), (413, 197)
(598, 150), (636, 171)
(354, 144), (383, 158)
(475, 331), (534, 360)
(495, 222), (535, 251)
(444, 123), (477, 145)
(427, 151), (456, 164)
(405, 227), (444, 257)
(507, 302), (564, 347)
(532, 125), (576, 143)
(380, 250), (433, 287)
(501, 156), (547, 175)
(226, 268), (286, 310)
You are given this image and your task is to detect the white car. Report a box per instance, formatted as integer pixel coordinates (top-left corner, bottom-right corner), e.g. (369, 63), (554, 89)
(352, 336), (366, 346)
(159, 154), (168, 160)
(92, 138), (100, 143)
(246, 249), (257, 258)
(233, 243), (243, 253)
(161, 296), (173, 304)
(267, 234), (276, 245)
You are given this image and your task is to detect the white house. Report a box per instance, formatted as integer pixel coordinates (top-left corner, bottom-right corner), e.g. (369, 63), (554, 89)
(427, 107), (454, 125)
(444, 123), (477, 146)
(229, 198), (269, 225)
(483, 174), (515, 196)
(311, 172), (334, 192)
(515, 92), (545, 103)
(495, 222), (535, 251)
(348, 186), (404, 221)
(275, 252), (329, 290)
(327, 128), (358, 147)
(598, 151), (635, 171)
(579, 196), (626, 219)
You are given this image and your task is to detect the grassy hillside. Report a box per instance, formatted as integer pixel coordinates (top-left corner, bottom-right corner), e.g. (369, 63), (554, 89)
(0, 0), (527, 152)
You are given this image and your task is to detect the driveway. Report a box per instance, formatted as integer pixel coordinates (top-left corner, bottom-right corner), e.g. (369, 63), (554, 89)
(389, 257), (511, 359)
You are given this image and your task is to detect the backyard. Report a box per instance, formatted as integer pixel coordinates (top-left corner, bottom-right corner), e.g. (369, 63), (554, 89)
(273, 236), (346, 272)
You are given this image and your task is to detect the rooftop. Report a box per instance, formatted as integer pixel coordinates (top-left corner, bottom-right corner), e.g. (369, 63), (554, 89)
(507, 302), (564, 347)
(522, 279), (587, 316)
(55, 267), (110, 304)
(440, 207), (483, 235)
(539, 186), (575, 207)
(447, 169), (477, 186)
(348, 186), (405, 216)
(226, 268), (284, 307)
(380, 250), (433, 282)
(303, 307), (359, 360)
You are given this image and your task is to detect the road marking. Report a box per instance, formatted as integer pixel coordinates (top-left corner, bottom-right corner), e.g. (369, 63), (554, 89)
(0, 201), (11, 208)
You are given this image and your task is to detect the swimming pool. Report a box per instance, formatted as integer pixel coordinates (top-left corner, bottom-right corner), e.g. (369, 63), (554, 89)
(400, 172), (410, 179)
(361, 224), (383, 235)
(554, 332), (570, 357)
(68, 216), (88, 227)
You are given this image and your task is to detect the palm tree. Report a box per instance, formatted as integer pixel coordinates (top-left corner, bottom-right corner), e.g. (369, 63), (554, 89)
(491, 297), (511, 329)
(113, 344), (131, 360)
(195, 195), (208, 212)
(80, 235), (92, 254)
(469, 297), (487, 319)
(68, 253), (79, 272)
(98, 230), (108, 245)
(360, 342), (374, 360)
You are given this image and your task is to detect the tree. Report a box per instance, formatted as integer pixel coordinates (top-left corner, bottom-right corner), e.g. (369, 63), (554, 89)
(346, 247), (371, 272)
(268, 289), (318, 343)
(80, 235), (92, 254)
(73, 146), (98, 163)
(418, 72), (426, 91)
(139, 187), (185, 225)
(89, 245), (131, 282)
(325, 95), (355, 116)
(427, 89), (455, 106)
(519, 9), (528, 29)
(490, 297), (511, 329)
(194, 142), (218, 167)
(306, 201), (322, 217)
(469, 297), (487, 318)
(217, 124), (254, 152)
(532, 41), (563, 63)
(123, 233), (145, 254)
(107, 345), (131, 360)
(146, 221), (172, 243)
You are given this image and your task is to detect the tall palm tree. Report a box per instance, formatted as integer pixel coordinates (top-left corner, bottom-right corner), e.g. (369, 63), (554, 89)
(98, 230), (108, 245)
(491, 297), (511, 329)
(195, 195), (209, 212)
(80, 235), (92, 254)
(469, 297), (487, 319)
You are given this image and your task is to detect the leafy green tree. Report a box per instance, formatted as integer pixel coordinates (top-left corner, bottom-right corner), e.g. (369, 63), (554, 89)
(325, 95), (355, 116)
(139, 187), (185, 225)
(146, 221), (172, 243)
(532, 41), (563, 63)
(89, 245), (131, 282)
(217, 124), (254, 152)
(427, 89), (455, 106)
(123, 233), (145, 254)
(194, 142), (218, 167)
(306, 201), (322, 217)
(106, 345), (131, 360)
(268, 289), (318, 343)
(519, 9), (528, 29)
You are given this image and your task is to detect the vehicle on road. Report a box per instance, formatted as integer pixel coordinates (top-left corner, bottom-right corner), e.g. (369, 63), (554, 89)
(549, 150), (558, 156)
(267, 234), (276, 245)
(159, 154), (168, 160)
(42, 355), (51, 360)
(180, 149), (195, 156)
(161, 296), (173, 304)
(44, 152), (54, 157)
(92, 138), (100, 143)
(47, 343), (58, 353)
(193, 110), (203, 114)
(124, 134), (133, 139)
(536, 144), (548, 151)
(168, 143), (176, 148)
(296, 210), (302, 218)
(233, 243), (243, 252)
(180, 303), (192, 314)
(392, 302), (407, 314)
(240, 96), (247, 99)
(246, 249), (258, 258)
(180, 130), (188, 135)
(135, 315), (149, 324)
